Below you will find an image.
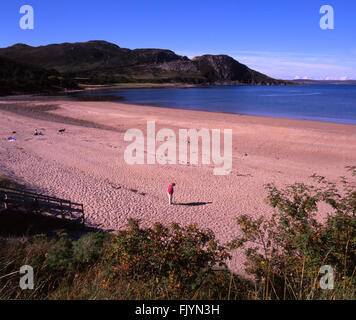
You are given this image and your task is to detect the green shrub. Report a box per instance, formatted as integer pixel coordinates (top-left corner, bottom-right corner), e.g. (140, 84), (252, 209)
(72, 232), (107, 265)
(44, 234), (74, 274)
(230, 167), (356, 300)
(103, 219), (231, 298)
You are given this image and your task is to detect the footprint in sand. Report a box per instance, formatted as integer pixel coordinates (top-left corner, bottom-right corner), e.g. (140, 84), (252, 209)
(128, 188), (146, 196)
(111, 185), (121, 190)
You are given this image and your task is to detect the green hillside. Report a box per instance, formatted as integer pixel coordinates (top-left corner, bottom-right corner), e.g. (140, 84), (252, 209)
(0, 41), (288, 86)
(0, 56), (77, 96)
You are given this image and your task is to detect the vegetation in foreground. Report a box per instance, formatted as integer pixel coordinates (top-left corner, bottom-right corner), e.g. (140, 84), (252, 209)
(0, 168), (355, 300)
(230, 166), (356, 300)
(0, 221), (249, 300)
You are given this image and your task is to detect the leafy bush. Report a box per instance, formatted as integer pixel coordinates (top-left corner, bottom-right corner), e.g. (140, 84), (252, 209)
(103, 219), (231, 298)
(72, 232), (108, 265)
(44, 234), (74, 274)
(230, 167), (356, 300)
(0, 223), (243, 300)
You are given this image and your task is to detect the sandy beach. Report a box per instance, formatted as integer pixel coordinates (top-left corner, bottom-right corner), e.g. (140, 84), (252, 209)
(1, 97), (355, 273)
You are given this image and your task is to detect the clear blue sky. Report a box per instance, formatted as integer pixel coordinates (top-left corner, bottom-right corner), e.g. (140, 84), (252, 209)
(1, 0), (356, 79)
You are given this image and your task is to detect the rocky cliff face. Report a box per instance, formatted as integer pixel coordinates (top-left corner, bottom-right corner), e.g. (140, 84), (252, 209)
(0, 41), (287, 85)
(192, 55), (278, 84)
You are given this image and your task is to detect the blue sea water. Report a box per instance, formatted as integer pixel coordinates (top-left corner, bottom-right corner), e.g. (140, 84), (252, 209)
(95, 84), (356, 125)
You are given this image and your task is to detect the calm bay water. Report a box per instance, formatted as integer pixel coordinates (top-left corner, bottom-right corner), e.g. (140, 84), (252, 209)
(97, 84), (356, 125)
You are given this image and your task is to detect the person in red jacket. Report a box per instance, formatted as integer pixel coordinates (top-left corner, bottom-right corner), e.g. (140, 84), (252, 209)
(167, 183), (176, 205)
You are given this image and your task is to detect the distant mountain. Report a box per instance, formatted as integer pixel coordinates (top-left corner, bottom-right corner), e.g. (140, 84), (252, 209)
(292, 79), (356, 85)
(0, 56), (77, 96)
(0, 41), (288, 86)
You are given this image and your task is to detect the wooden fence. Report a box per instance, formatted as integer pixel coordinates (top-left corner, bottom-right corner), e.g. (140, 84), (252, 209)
(0, 187), (85, 226)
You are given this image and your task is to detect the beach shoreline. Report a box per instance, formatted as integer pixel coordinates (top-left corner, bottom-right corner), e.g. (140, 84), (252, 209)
(1, 97), (355, 273)
(2, 94), (356, 129)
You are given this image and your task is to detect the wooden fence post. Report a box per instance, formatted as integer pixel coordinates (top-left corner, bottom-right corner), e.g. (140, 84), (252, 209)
(81, 205), (85, 226)
(60, 201), (64, 219)
(4, 194), (7, 209)
(69, 202), (72, 218)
